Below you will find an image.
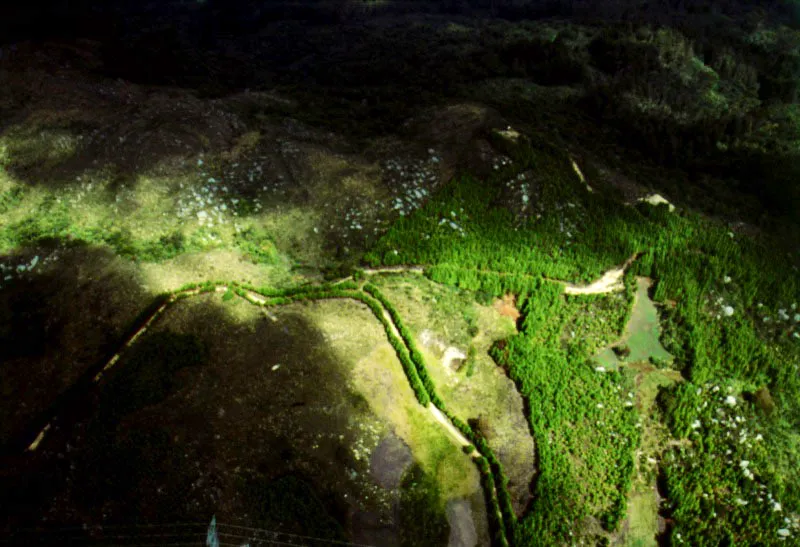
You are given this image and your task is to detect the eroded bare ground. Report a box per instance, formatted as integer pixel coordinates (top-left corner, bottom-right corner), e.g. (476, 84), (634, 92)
(0, 291), (487, 545)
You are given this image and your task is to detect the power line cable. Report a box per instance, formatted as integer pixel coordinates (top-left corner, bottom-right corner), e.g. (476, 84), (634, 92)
(216, 522), (373, 547)
(2, 519), (375, 547)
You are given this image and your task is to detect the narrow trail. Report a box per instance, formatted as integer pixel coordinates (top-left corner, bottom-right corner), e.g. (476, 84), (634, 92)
(331, 266), (424, 286)
(429, 404), (472, 450)
(18, 280), (505, 541)
(354, 252), (640, 297)
(367, 296), (476, 450)
(19, 256), (640, 542)
(361, 266), (425, 276)
(26, 285), (227, 451)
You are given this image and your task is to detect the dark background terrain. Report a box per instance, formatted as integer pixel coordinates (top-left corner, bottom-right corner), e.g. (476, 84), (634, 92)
(3, 0), (799, 233)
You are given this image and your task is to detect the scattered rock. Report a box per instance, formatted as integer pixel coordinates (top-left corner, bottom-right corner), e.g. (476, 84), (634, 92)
(446, 498), (478, 547)
(369, 433), (412, 490)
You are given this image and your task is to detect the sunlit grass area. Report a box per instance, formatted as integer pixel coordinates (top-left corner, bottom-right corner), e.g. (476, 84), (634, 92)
(369, 273), (534, 514)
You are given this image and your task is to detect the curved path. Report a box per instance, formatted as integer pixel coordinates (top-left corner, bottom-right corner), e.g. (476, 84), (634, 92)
(27, 281), (477, 452)
(21, 280), (508, 541)
(239, 284), (476, 450)
(21, 257), (638, 545)
(354, 252), (640, 297)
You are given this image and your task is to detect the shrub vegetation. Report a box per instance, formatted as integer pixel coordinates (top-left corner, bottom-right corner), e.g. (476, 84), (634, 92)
(363, 135), (799, 545)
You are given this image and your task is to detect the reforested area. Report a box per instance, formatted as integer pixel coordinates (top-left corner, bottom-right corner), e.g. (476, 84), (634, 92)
(365, 133), (800, 544)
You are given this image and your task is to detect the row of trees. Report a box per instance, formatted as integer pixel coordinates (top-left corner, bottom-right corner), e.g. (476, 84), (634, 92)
(364, 283), (446, 409)
(362, 282), (514, 546)
(132, 277), (517, 545)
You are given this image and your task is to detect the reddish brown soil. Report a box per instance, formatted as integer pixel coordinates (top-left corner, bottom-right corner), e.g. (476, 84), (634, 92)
(493, 293), (520, 321)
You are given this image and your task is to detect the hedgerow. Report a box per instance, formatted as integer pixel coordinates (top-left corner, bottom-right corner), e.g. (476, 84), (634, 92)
(364, 282), (512, 545)
(236, 283), (432, 406)
(363, 283), (444, 406)
(72, 274), (513, 545)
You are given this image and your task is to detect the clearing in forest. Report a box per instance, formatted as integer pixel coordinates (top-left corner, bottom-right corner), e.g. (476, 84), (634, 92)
(589, 276), (681, 546)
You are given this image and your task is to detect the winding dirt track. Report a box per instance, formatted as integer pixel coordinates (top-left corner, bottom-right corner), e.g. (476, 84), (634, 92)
(355, 253), (639, 296)
(20, 260), (635, 547)
(26, 283), (481, 453)
(21, 279), (507, 541)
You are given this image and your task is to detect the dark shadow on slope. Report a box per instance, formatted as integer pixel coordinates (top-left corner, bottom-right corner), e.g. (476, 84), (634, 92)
(0, 242), (149, 450)
(0, 294), (397, 544)
(654, 465), (674, 547)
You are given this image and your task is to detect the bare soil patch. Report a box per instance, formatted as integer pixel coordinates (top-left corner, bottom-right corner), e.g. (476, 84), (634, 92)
(493, 293), (521, 321)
